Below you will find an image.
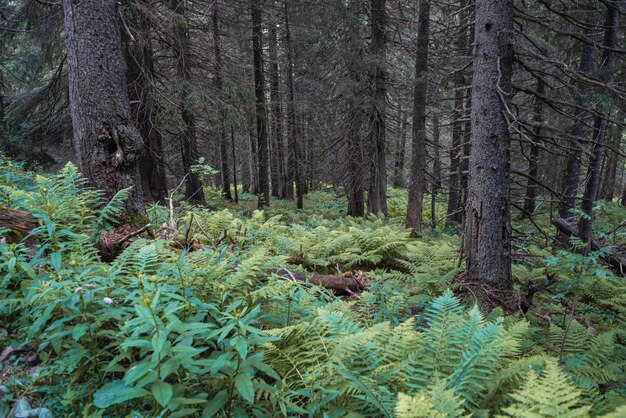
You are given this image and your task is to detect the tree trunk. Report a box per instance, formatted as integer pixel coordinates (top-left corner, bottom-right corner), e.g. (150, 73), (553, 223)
(268, 20), (286, 198)
(431, 113), (441, 229)
(599, 117), (624, 201)
(284, 0), (303, 208)
(557, 6), (597, 238)
(366, 0), (388, 216)
(345, 1), (365, 217)
(464, 0), (514, 294)
(63, 0), (145, 213)
(170, 0), (204, 203)
(212, 6), (232, 201)
(246, 105), (259, 194)
(251, 0), (271, 208)
(577, 5), (618, 250)
(523, 79), (545, 215)
(405, 0), (430, 234)
(392, 108), (407, 189)
(446, 0), (469, 226)
(231, 125), (239, 203)
(124, 3), (168, 204)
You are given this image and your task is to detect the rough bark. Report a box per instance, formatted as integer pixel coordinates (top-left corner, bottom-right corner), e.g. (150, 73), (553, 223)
(212, 7), (232, 201)
(577, 5), (618, 250)
(392, 108), (407, 188)
(170, 0), (205, 203)
(268, 21), (286, 198)
(366, 0), (388, 216)
(63, 0), (145, 213)
(464, 0), (514, 293)
(345, 1), (365, 217)
(124, 2), (168, 204)
(275, 269), (366, 295)
(405, 0), (430, 234)
(523, 79), (545, 215)
(0, 206), (38, 242)
(251, 0), (271, 208)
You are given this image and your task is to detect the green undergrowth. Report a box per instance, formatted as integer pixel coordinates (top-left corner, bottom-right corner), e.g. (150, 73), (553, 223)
(0, 158), (624, 417)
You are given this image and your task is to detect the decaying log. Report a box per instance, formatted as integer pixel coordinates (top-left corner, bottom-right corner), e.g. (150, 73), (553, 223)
(0, 206), (38, 243)
(551, 217), (626, 276)
(274, 268), (367, 295)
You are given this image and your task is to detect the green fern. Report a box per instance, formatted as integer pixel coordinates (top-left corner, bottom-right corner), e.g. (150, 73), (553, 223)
(498, 360), (591, 418)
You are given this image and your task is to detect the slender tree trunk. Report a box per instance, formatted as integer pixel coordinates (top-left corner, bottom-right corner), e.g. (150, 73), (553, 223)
(251, 0), (270, 208)
(230, 125), (239, 203)
(405, 0), (430, 233)
(557, 6), (597, 238)
(125, 12), (168, 204)
(523, 79), (545, 215)
(268, 20), (286, 198)
(212, 7), (232, 200)
(367, 0), (388, 216)
(241, 124), (251, 193)
(446, 0), (469, 226)
(170, 0), (204, 203)
(598, 113), (624, 201)
(63, 0), (145, 213)
(0, 68), (5, 143)
(284, 0), (303, 207)
(464, 0), (514, 294)
(392, 108), (407, 188)
(246, 104), (259, 194)
(431, 113), (441, 229)
(578, 5), (618, 250)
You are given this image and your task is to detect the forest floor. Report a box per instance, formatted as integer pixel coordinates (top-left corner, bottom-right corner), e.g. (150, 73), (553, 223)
(0, 159), (625, 417)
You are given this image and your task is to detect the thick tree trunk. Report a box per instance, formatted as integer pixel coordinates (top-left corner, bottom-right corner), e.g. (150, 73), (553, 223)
(0, 206), (38, 242)
(405, 0), (430, 234)
(170, 0), (204, 203)
(124, 3), (168, 204)
(268, 21), (286, 198)
(599, 118), (624, 201)
(392, 108), (407, 188)
(344, 0), (365, 217)
(464, 0), (514, 294)
(212, 7), (232, 201)
(251, 0), (271, 208)
(523, 79), (545, 215)
(63, 0), (145, 213)
(366, 0), (388, 216)
(577, 5), (618, 250)
(557, 7), (597, 238)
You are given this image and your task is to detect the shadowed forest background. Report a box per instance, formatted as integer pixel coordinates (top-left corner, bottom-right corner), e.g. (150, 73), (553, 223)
(1, 0), (626, 417)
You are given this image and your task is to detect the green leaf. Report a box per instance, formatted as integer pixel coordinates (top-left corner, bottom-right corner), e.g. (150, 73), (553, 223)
(234, 373), (255, 403)
(202, 390), (228, 418)
(93, 380), (149, 409)
(152, 381), (173, 407)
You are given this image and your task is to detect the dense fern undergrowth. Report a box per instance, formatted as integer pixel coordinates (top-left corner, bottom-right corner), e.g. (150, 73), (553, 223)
(0, 158), (625, 418)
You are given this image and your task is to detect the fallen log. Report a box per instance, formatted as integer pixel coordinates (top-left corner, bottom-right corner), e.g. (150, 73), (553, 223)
(551, 217), (626, 276)
(274, 268), (367, 295)
(0, 206), (38, 243)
